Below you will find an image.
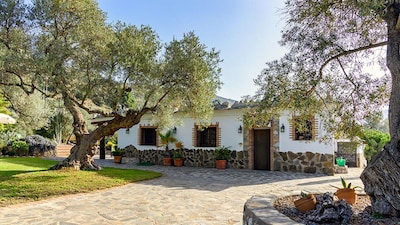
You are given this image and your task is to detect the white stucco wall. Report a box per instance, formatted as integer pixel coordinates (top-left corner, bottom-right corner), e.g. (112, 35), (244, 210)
(118, 109), (245, 151)
(279, 113), (334, 154)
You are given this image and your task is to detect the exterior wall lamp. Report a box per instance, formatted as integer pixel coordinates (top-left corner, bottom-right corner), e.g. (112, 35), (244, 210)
(172, 126), (177, 134)
(238, 125), (243, 133)
(280, 124), (285, 133)
(125, 128), (130, 134)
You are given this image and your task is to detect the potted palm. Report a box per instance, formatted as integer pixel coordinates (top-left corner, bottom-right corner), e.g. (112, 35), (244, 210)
(331, 177), (361, 204)
(294, 191), (317, 213)
(159, 130), (177, 166)
(112, 148), (125, 163)
(215, 146), (231, 169)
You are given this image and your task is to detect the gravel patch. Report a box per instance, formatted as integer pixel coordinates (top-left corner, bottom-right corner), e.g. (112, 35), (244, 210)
(274, 194), (400, 224)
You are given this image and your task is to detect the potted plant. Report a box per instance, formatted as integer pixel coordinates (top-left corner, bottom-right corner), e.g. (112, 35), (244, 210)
(331, 177), (360, 204)
(159, 130), (177, 166)
(294, 191), (317, 213)
(112, 148), (125, 163)
(175, 141), (183, 149)
(173, 149), (183, 167)
(215, 146), (231, 169)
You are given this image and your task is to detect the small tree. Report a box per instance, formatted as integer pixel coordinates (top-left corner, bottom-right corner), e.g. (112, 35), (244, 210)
(159, 130), (177, 152)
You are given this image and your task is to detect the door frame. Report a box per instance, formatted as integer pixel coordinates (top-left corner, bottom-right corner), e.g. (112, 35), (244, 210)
(252, 127), (273, 170)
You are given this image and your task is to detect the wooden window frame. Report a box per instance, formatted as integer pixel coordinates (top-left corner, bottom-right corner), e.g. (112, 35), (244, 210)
(290, 116), (318, 141)
(192, 122), (221, 147)
(138, 125), (159, 146)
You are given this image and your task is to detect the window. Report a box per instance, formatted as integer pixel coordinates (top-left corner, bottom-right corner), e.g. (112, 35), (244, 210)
(193, 123), (220, 147)
(197, 127), (217, 147)
(140, 126), (157, 146)
(291, 117), (317, 141)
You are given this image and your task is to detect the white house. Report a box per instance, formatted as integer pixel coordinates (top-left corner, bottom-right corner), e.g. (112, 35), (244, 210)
(117, 98), (337, 175)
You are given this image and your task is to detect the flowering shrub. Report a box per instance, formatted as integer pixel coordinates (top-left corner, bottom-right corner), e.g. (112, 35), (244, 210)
(23, 135), (56, 156)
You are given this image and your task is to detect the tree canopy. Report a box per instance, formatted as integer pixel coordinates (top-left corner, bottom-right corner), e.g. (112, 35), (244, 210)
(251, 0), (390, 139)
(0, 0), (222, 170)
(253, 0), (400, 216)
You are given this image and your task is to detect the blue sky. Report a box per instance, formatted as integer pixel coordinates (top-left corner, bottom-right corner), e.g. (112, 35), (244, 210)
(97, 0), (287, 101)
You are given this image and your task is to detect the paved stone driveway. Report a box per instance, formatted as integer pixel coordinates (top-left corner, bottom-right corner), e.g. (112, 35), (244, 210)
(0, 158), (364, 225)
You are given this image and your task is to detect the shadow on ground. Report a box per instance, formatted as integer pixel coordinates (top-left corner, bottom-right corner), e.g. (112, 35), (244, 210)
(94, 158), (352, 192)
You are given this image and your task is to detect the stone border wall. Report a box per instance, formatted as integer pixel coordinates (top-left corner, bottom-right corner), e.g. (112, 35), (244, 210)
(273, 151), (334, 175)
(243, 195), (302, 225)
(123, 145), (248, 169)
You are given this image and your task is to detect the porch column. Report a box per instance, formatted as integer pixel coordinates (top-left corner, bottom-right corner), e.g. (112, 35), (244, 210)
(100, 138), (105, 159)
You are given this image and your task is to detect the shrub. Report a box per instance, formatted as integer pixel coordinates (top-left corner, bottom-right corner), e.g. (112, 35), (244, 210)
(359, 129), (390, 161)
(215, 146), (231, 160)
(23, 135), (56, 156)
(11, 140), (29, 156)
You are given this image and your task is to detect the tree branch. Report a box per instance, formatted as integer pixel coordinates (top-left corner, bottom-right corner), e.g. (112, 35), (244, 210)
(307, 41), (387, 94)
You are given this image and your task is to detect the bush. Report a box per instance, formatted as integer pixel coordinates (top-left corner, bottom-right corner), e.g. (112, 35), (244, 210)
(359, 129), (390, 161)
(23, 135), (56, 156)
(11, 140), (29, 156)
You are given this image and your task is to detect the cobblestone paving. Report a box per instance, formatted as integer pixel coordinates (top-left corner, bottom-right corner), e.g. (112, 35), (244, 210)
(0, 157), (364, 225)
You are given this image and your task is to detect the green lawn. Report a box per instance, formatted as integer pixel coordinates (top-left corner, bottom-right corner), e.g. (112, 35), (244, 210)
(0, 157), (162, 207)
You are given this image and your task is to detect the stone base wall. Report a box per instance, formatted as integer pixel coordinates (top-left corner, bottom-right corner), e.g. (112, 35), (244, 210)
(273, 151), (334, 175)
(124, 145), (248, 169)
(243, 196), (299, 225)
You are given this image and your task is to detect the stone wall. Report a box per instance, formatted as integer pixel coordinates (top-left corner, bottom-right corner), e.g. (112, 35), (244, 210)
(124, 145), (248, 169)
(273, 151), (334, 175)
(335, 141), (367, 168)
(243, 196), (300, 225)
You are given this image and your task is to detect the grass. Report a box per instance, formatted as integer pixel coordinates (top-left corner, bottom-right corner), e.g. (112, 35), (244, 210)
(0, 157), (162, 207)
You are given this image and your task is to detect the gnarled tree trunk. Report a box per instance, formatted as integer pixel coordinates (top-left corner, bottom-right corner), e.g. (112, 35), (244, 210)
(360, 2), (400, 217)
(50, 92), (102, 170)
(50, 91), (144, 170)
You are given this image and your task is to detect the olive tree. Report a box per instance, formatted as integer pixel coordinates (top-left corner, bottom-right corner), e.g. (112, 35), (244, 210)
(0, 0), (221, 170)
(253, 0), (400, 216)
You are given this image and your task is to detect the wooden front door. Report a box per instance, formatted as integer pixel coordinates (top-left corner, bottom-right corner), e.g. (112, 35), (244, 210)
(254, 129), (271, 170)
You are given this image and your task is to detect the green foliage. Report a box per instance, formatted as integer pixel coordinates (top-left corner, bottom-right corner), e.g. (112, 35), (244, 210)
(250, 0), (390, 139)
(112, 148), (125, 156)
(172, 149), (183, 159)
(300, 191), (310, 198)
(0, 157), (161, 207)
(215, 146), (231, 160)
(373, 212), (385, 219)
(0, 94), (12, 132)
(359, 129), (390, 161)
(11, 140), (29, 156)
(364, 111), (388, 133)
(159, 130), (177, 151)
(0, 0), (220, 170)
(331, 177), (361, 190)
(0, 0), (221, 152)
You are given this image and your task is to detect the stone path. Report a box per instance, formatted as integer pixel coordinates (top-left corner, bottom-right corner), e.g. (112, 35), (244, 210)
(0, 157), (364, 225)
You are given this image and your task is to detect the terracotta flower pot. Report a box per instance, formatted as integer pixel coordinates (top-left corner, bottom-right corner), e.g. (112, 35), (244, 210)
(216, 159), (227, 169)
(113, 155), (122, 163)
(336, 188), (357, 204)
(294, 194), (316, 213)
(173, 158), (183, 167)
(163, 157), (172, 166)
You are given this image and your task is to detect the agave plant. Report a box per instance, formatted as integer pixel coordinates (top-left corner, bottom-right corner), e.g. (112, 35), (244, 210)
(331, 177), (361, 190)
